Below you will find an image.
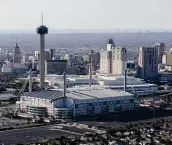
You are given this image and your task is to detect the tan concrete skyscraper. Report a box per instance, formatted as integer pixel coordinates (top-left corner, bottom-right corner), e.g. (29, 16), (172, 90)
(100, 38), (126, 75)
(138, 47), (158, 79)
(100, 50), (112, 73)
(36, 14), (48, 89)
(111, 47), (127, 75)
(162, 48), (172, 65)
(100, 38), (114, 74)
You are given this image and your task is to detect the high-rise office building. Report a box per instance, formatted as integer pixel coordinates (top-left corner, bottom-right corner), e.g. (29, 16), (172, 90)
(88, 50), (100, 72)
(111, 47), (127, 75)
(45, 60), (67, 74)
(0, 48), (5, 62)
(162, 49), (172, 65)
(13, 43), (21, 64)
(138, 46), (158, 79)
(49, 49), (54, 60)
(45, 50), (50, 61)
(35, 51), (39, 60)
(45, 49), (54, 60)
(106, 38), (115, 51)
(100, 38), (126, 75)
(154, 43), (165, 63)
(35, 49), (53, 61)
(64, 53), (74, 66)
(22, 53), (30, 63)
(100, 50), (112, 73)
(162, 53), (167, 64)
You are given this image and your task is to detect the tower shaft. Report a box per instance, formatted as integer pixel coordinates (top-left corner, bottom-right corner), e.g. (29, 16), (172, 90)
(63, 71), (66, 98)
(29, 69), (32, 92)
(89, 65), (92, 88)
(124, 61), (127, 92)
(124, 69), (127, 92)
(40, 34), (45, 88)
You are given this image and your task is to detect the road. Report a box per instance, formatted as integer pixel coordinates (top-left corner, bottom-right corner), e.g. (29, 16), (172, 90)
(0, 124), (91, 145)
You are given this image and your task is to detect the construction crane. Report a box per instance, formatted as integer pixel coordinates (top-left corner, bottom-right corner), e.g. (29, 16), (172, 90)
(17, 79), (28, 97)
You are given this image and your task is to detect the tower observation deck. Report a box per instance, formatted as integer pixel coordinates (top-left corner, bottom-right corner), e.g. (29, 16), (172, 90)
(37, 25), (48, 35)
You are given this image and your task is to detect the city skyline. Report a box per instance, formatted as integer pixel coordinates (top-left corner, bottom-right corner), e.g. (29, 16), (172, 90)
(0, 0), (172, 31)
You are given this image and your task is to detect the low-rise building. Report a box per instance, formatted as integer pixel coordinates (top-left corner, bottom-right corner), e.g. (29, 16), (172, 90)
(97, 74), (158, 95)
(1, 63), (28, 73)
(158, 72), (172, 82)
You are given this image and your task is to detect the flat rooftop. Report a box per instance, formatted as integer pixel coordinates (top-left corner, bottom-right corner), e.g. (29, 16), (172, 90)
(105, 84), (157, 88)
(67, 89), (133, 100)
(23, 90), (63, 100)
(23, 88), (133, 101)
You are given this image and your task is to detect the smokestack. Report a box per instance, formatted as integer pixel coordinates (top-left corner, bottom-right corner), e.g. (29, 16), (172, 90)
(29, 69), (32, 92)
(124, 61), (127, 92)
(63, 71), (66, 98)
(89, 65), (92, 88)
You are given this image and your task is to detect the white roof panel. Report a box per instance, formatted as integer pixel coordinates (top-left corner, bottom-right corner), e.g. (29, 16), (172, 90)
(23, 88), (133, 101)
(66, 88), (133, 100)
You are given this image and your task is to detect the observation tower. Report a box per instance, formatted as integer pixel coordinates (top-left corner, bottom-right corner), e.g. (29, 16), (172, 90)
(36, 13), (48, 89)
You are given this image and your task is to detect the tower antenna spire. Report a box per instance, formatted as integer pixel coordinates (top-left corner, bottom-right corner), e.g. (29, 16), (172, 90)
(42, 12), (43, 25)
(16, 36), (18, 44)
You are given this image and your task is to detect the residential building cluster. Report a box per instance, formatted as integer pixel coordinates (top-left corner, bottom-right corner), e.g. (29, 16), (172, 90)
(100, 38), (126, 75)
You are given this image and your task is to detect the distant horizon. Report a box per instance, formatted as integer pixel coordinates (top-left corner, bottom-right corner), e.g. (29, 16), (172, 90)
(0, 29), (172, 34)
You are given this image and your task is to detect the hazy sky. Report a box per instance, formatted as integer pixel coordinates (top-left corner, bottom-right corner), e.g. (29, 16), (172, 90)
(0, 0), (171, 30)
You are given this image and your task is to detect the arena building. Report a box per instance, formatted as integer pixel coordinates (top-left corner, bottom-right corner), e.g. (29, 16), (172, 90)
(96, 74), (158, 96)
(16, 87), (140, 119)
(41, 74), (158, 96)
